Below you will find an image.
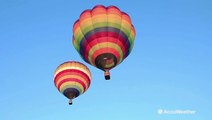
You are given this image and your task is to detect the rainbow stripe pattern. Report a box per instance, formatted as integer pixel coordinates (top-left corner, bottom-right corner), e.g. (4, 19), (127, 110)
(72, 5), (136, 71)
(54, 61), (92, 100)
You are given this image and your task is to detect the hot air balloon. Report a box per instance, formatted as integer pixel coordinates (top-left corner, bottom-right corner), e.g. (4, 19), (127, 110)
(53, 61), (92, 105)
(72, 5), (136, 80)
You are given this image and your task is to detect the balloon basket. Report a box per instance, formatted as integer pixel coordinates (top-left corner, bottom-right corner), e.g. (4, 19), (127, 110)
(69, 99), (73, 105)
(104, 70), (110, 80)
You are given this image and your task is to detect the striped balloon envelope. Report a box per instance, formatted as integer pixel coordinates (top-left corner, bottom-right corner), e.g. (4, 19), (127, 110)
(53, 61), (92, 105)
(72, 5), (136, 80)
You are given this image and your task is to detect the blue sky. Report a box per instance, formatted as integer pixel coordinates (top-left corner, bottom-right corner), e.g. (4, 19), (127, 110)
(0, 0), (212, 120)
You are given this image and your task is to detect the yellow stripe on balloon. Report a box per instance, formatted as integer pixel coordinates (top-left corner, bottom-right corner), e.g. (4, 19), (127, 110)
(92, 14), (107, 22)
(73, 27), (84, 45)
(120, 20), (132, 36)
(56, 63), (91, 75)
(105, 62), (115, 68)
(88, 42), (123, 65)
(108, 14), (122, 22)
(79, 18), (93, 34)
(60, 82), (84, 94)
(60, 84), (83, 95)
(54, 66), (91, 79)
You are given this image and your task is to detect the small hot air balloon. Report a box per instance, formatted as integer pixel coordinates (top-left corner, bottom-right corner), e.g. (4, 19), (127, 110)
(72, 5), (136, 80)
(54, 61), (92, 105)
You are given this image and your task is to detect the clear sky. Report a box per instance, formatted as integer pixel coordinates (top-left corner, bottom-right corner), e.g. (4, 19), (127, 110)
(0, 0), (212, 120)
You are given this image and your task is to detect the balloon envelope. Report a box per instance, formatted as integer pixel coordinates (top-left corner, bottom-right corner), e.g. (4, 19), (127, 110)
(72, 5), (136, 79)
(54, 61), (92, 103)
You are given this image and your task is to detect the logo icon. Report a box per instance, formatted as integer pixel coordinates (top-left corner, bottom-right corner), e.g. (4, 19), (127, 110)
(157, 109), (163, 114)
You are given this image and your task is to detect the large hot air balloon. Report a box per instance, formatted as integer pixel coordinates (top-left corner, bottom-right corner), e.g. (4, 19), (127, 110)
(54, 61), (92, 105)
(72, 5), (136, 80)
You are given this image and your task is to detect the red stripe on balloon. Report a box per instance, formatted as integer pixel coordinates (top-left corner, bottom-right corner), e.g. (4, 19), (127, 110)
(54, 69), (90, 87)
(54, 72), (90, 89)
(54, 69), (90, 82)
(89, 38), (125, 55)
(81, 39), (126, 64)
(80, 32), (128, 59)
(83, 31), (128, 50)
